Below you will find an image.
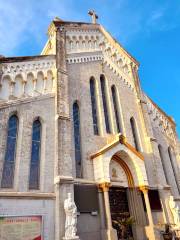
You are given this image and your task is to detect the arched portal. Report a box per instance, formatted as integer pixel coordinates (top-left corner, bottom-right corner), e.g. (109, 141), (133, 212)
(91, 135), (155, 240)
(109, 153), (146, 239)
(110, 154), (135, 187)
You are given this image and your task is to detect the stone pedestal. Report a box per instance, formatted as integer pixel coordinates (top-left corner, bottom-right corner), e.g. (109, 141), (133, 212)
(107, 228), (118, 240)
(62, 237), (80, 240)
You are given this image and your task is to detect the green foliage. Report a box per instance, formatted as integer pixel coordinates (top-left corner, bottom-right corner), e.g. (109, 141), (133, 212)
(113, 216), (135, 227)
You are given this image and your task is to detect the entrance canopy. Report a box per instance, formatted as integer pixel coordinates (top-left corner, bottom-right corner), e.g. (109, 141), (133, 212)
(90, 134), (148, 187)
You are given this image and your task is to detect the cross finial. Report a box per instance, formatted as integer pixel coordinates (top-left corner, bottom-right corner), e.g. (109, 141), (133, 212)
(88, 10), (98, 24)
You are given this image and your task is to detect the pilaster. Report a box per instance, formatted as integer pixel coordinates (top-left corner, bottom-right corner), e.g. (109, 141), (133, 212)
(55, 25), (74, 240)
(98, 183), (118, 240)
(139, 186), (156, 240)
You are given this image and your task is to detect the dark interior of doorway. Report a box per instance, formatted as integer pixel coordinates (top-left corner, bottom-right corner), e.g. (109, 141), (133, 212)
(109, 187), (133, 240)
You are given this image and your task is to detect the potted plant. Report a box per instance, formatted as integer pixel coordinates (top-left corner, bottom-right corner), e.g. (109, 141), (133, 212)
(112, 216), (135, 240)
(161, 224), (173, 240)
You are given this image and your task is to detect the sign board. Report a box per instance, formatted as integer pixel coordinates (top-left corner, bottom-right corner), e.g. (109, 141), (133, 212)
(0, 216), (42, 240)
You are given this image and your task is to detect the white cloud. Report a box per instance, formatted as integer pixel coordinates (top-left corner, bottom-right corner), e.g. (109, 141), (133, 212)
(0, 0), (77, 56)
(0, 0), (34, 55)
(0, 0), (180, 56)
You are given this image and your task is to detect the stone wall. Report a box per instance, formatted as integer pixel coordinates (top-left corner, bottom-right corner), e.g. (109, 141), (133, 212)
(0, 198), (55, 240)
(68, 59), (147, 180)
(0, 95), (55, 192)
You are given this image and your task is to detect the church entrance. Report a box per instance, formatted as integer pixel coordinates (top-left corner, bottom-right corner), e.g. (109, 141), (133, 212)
(109, 187), (133, 240)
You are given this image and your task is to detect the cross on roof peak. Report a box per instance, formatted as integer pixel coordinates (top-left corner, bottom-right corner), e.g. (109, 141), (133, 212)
(88, 10), (98, 24)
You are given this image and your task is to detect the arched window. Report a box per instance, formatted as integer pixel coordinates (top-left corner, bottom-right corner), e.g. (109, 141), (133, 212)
(90, 77), (99, 135)
(29, 119), (41, 189)
(158, 145), (169, 184)
(130, 117), (140, 151)
(100, 75), (110, 133)
(168, 146), (180, 193)
(73, 102), (82, 178)
(1, 115), (18, 188)
(111, 85), (121, 133)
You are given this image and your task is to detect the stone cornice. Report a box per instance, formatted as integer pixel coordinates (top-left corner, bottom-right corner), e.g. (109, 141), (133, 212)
(90, 134), (144, 160)
(0, 93), (55, 109)
(147, 95), (175, 126)
(1, 58), (55, 77)
(0, 55), (55, 64)
(145, 94), (176, 142)
(0, 192), (55, 199)
(67, 52), (103, 64)
(99, 25), (139, 67)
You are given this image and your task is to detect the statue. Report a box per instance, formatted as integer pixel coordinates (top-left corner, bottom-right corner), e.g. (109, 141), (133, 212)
(63, 193), (79, 240)
(169, 196), (180, 227)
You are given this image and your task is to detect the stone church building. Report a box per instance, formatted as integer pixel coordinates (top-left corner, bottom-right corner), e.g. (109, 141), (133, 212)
(0, 13), (180, 240)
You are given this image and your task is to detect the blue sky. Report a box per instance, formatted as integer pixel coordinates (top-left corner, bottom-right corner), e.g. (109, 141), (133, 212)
(0, 0), (180, 136)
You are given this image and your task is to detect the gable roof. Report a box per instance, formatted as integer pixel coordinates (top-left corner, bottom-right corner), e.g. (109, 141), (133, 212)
(48, 18), (139, 66)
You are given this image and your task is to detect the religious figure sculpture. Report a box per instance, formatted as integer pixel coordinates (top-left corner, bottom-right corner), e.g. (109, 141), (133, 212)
(63, 193), (79, 240)
(169, 196), (180, 227)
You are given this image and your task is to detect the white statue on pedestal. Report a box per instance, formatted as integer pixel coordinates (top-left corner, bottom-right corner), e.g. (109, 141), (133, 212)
(63, 193), (79, 240)
(169, 196), (180, 227)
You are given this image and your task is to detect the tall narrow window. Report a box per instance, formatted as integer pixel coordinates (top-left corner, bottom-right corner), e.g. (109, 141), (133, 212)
(130, 117), (140, 151)
(1, 115), (18, 188)
(111, 85), (121, 133)
(29, 119), (41, 190)
(158, 145), (169, 184)
(90, 77), (99, 135)
(73, 102), (82, 178)
(100, 75), (110, 133)
(168, 146), (180, 193)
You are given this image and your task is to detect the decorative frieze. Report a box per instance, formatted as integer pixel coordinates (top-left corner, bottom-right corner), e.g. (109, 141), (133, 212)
(65, 29), (134, 84)
(0, 57), (56, 101)
(66, 53), (103, 64)
(146, 95), (175, 141)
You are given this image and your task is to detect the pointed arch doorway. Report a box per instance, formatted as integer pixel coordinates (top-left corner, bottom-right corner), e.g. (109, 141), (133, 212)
(91, 134), (156, 240)
(109, 154), (135, 239)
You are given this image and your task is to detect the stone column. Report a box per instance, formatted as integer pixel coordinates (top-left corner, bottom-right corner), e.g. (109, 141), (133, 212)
(140, 186), (156, 240)
(98, 188), (107, 240)
(22, 80), (26, 95)
(99, 183), (117, 240)
(158, 188), (170, 224)
(43, 76), (47, 93)
(9, 81), (15, 98)
(33, 78), (37, 93)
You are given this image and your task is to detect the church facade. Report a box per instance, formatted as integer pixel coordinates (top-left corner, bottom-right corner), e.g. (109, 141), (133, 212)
(0, 14), (180, 240)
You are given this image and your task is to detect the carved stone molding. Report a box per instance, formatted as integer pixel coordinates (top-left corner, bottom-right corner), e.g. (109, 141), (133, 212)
(146, 95), (175, 141)
(98, 182), (111, 192)
(139, 185), (149, 193)
(0, 58), (56, 101)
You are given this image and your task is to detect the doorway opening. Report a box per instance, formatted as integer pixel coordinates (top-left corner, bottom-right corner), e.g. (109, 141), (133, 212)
(109, 187), (133, 240)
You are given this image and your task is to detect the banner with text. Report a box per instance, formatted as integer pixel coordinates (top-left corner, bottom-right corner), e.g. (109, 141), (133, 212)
(0, 216), (42, 240)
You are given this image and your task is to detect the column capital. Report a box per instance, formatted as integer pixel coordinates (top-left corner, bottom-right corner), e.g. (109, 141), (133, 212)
(119, 134), (126, 144)
(22, 80), (27, 84)
(98, 182), (111, 192)
(139, 185), (149, 193)
(10, 81), (15, 86)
